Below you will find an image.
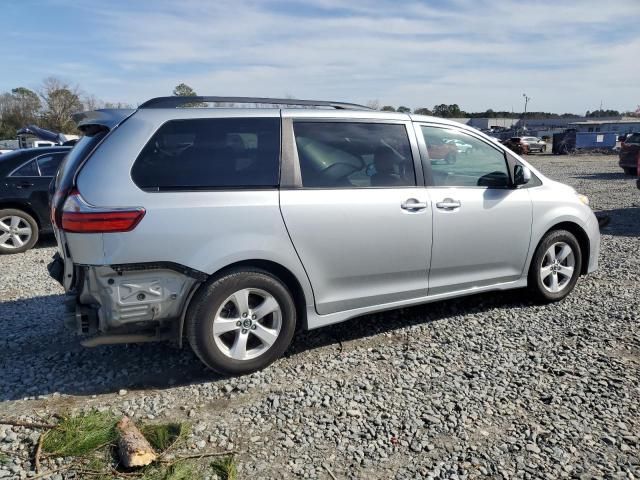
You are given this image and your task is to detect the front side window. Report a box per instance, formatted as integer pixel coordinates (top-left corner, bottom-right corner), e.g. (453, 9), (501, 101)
(11, 159), (39, 177)
(420, 126), (510, 188)
(37, 153), (66, 177)
(293, 122), (415, 188)
(132, 118), (280, 190)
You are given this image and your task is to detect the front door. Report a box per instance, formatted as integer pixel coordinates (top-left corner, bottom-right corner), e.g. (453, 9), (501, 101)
(417, 124), (533, 295)
(280, 118), (432, 315)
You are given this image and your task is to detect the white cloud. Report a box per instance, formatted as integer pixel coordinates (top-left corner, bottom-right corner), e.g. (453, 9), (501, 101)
(4, 0), (640, 112)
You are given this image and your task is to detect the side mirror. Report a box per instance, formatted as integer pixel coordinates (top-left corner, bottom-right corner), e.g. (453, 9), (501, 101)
(513, 164), (531, 186)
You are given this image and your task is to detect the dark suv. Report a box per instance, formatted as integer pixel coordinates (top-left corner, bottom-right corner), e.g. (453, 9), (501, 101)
(619, 133), (640, 175)
(0, 147), (70, 253)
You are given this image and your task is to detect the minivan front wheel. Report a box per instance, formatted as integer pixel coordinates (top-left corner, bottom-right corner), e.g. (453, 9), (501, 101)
(528, 230), (582, 303)
(187, 269), (296, 375)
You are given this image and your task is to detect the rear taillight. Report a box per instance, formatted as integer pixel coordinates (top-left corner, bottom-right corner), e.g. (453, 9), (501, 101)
(61, 190), (145, 233)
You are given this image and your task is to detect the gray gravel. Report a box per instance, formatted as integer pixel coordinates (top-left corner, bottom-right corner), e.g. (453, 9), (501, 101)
(0, 154), (639, 479)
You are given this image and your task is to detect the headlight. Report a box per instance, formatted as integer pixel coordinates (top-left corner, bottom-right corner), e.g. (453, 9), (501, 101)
(577, 194), (590, 206)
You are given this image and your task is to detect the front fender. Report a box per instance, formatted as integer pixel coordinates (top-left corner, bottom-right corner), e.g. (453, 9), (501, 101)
(525, 185), (600, 275)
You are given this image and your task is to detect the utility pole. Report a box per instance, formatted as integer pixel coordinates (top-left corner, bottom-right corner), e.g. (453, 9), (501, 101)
(522, 93), (530, 134)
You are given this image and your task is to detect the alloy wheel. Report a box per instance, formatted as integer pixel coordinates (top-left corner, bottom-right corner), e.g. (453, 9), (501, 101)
(0, 215), (32, 250)
(540, 242), (575, 293)
(212, 288), (282, 361)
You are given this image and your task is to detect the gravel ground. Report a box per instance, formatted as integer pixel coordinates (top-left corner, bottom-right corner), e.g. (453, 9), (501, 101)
(0, 154), (638, 479)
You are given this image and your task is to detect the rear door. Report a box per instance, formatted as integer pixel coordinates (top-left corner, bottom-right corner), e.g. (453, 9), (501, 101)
(4, 152), (66, 225)
(279, 115), (432, 315)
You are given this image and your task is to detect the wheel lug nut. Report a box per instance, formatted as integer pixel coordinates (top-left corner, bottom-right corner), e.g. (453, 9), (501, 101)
(242, 313), (248, 318)
(251, 314), (257, 320)
(251, 325), (257, 330)
(236, 321), (242, 327)
(242, 329), (248, 334)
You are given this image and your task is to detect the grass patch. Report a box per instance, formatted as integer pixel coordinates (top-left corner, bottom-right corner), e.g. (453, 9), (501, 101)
(0, 452), (9, 465)
(37, 412), (218, 479)
(141, 422), (190, 452)
(210, 456), (238, 480)
(42, 411), (118, 457)
(140, 460), (197, 480)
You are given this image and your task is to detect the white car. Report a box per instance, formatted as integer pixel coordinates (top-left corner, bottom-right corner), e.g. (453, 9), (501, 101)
(445, 138), (473, 154)
(521, 137), (547, 153)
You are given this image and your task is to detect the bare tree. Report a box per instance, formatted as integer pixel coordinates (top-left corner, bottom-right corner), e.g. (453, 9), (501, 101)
(365, 99), (380, 110)
(103, 101), (133, 109)
(39, 77), (83, 132)
(82, 94), (104, 111)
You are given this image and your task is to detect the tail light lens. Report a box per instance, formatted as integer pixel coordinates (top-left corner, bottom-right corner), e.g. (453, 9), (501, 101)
(61, 190), (145, 233)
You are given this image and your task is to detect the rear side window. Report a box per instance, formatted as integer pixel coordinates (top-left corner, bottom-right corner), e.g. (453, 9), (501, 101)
(55, 131), (107, 192)
(132, 118), (280, 191)
(293, 122), (415, 188)
(11, 159), (39, 177)
(37, 153), (66, 177)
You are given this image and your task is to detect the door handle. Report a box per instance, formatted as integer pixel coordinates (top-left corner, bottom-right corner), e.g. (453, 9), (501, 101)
(16, 181), (34, 189)
(436, 198), (461, 210)
(401, 199), (428, 211)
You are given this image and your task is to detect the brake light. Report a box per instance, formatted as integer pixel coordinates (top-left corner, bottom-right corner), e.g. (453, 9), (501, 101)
(61, 190), (145, 233)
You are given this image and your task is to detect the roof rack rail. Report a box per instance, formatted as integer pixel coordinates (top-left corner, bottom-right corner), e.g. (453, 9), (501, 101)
(138, 96), (372, 110)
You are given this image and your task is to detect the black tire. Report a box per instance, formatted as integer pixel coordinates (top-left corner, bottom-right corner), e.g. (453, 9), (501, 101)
(527, 229), (582, 303)
(623, 167), (637, 176)
(0, 208), (39, 254)
(541, 145), (546, 153)
(445, 153), (456, 164)
(186, 268), (296, 375)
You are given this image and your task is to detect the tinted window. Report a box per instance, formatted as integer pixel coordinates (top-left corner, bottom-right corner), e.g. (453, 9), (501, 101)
(421, 126), (510, 188)
(11, 159), (39, 177)
(293, 122), (415, 188)
(37, 153), (66, 177)
(626, 133), (640, 144)
(132, 118), (280, 190)
(56, 131), (106, 192)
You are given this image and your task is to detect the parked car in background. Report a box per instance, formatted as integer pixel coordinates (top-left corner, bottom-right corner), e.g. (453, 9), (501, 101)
(0, 146), (71, 253)
(521, 136), (547, 153)
(48, 96), (599, 375)
(619, 132), (640, 175)
(502, 137), (530, 155)
(422, 131), (458, 163)
(445, 138), (473, 154)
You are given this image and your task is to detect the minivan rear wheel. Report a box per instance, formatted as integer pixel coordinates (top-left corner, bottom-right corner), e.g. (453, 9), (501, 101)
(186, 268), (296, 375)
(528, 229), (582, 303)
(0, 209), (39, 254)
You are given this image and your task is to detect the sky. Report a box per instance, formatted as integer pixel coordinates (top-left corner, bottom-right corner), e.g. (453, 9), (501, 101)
(1, 0), (639, 114)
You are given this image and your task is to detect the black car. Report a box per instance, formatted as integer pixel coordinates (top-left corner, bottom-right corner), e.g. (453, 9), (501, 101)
(619, 132), (640, 175)
(0, 147), (71, 253)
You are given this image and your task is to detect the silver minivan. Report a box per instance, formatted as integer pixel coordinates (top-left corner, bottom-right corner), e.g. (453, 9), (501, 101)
(49, 97), (600, 374)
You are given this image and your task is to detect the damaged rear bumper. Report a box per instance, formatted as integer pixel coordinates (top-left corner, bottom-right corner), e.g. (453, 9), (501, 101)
(49, 257), (205, 346)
